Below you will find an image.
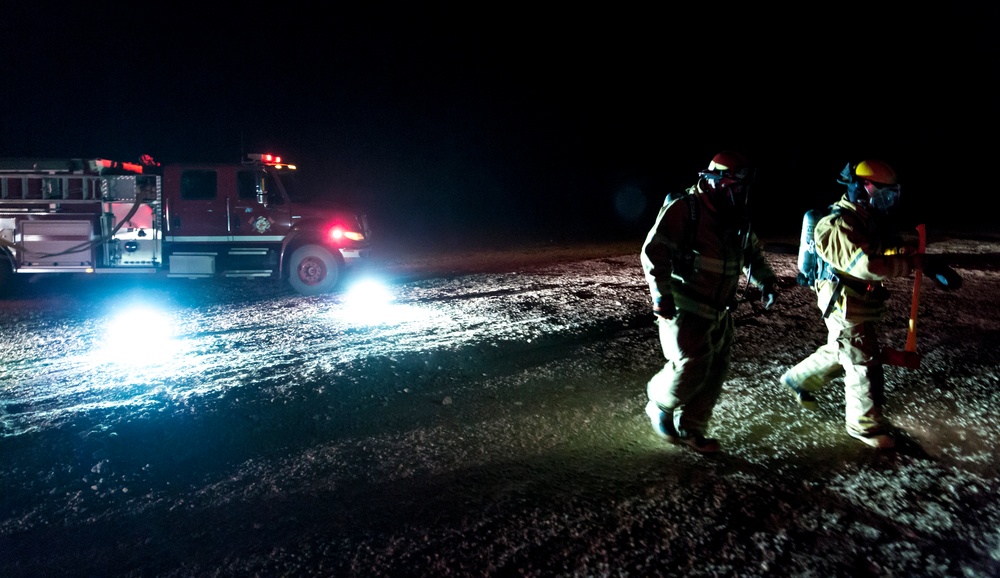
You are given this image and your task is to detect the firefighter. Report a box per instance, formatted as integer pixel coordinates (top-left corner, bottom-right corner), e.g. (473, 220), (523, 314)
(641, 151), (779, 453)
(780, 159), (919, 449)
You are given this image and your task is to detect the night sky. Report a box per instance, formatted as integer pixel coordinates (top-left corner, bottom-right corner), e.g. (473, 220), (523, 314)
(2, 4), (996, 244)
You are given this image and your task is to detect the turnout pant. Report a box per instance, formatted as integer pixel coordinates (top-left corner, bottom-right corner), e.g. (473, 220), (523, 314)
(647, 310), (733, 438)
(782, 315), (888, 436)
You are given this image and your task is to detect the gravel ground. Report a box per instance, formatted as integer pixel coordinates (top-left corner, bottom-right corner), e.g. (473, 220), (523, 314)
(1, 233), (998, 577)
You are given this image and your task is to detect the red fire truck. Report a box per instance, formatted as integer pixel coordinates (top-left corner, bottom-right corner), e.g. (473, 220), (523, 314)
(0, 153), (371, 296)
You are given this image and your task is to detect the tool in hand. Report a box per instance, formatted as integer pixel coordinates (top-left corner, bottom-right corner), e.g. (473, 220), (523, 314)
(882, 224), (925, 369)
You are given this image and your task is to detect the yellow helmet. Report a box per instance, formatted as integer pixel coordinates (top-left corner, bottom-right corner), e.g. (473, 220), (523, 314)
(854, 159), (897, 185)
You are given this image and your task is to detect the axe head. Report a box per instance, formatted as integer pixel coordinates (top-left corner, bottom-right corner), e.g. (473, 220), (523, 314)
(882, 347), (921, 369)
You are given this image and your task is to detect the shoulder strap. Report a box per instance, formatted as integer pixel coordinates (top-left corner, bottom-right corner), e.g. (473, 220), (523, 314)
(663, 190), (699, 250)
(668, 192), (698, 252)
(683, 194), (699, 249)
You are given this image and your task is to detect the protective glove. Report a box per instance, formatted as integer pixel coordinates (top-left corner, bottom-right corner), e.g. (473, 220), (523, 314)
(922, 255), (963, 291)
(761, 280), (778, 310)
(653, 295), (676, 320)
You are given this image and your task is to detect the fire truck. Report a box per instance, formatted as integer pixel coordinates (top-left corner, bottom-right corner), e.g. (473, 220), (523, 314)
(0, 153), (371, 296)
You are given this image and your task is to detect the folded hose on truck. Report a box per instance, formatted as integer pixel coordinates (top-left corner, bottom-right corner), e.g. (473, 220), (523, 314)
(3, 188), (154, 260)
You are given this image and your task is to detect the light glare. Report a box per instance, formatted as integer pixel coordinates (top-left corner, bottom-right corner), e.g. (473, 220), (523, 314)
(95, 305), (183, 366)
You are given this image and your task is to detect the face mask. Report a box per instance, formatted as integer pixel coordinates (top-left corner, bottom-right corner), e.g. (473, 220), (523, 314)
(726, 184), (748, 210)
(701, 173), (747, 206)
(868, 183), (901, 213)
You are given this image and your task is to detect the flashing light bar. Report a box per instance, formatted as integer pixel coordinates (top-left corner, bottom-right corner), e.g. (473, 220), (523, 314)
(93, 159), (144, 174)
(247, 153), (297, 170)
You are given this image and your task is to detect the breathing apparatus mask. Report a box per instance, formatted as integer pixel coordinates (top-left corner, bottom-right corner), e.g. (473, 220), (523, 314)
(865, 181), (901, 212)
(700, 172), (749, 210)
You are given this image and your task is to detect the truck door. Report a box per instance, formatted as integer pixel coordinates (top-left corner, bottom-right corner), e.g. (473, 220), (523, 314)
(164, 167), (229, 242)
(229, 169), (291, 242)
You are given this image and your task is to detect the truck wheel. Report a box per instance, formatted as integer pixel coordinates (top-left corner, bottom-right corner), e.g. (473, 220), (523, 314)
(288, 244), (341, 296)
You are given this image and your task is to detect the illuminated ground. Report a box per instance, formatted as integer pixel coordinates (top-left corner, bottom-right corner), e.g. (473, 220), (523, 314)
(1, 234), (998, 577)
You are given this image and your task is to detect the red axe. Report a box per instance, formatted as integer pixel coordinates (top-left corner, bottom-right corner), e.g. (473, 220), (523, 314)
(882, 224), (925, 369)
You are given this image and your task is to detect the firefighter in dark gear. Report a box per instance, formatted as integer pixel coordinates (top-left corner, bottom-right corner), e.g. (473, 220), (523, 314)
(641, 151), (778, 453)
(781, 159), (920, 449)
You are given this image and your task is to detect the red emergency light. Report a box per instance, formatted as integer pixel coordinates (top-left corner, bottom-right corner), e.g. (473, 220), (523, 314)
(94, 159), (144, 173)
(329, 224), (364, 242)
(247, 153), (296, 170)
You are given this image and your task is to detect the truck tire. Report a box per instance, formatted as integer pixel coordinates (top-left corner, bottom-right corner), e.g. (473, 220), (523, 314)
(288, 244), (341, 296)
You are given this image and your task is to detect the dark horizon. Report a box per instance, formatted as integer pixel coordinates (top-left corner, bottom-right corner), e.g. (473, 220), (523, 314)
(2, 4), (995, 241)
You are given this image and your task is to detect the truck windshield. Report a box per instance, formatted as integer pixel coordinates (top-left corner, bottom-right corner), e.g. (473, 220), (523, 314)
(272, 170), (311, 203)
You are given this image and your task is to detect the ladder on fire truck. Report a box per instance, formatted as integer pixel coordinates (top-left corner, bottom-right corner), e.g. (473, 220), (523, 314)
(0, 158), (149, 200)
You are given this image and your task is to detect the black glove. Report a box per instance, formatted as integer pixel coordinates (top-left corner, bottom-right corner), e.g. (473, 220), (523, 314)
(653, 295), (676, 320)
(761, 280), (778, 310)
(923, 255), (963, 291)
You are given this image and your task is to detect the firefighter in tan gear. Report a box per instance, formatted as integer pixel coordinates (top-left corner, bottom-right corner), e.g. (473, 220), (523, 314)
(641, 151), (778, 453)
(781, 160), (920, 449)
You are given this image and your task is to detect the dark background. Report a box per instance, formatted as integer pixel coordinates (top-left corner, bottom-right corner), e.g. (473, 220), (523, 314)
(1, 3), (996, 245)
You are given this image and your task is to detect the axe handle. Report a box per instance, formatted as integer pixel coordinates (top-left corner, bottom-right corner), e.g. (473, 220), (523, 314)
(905, 224), (926, 353)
